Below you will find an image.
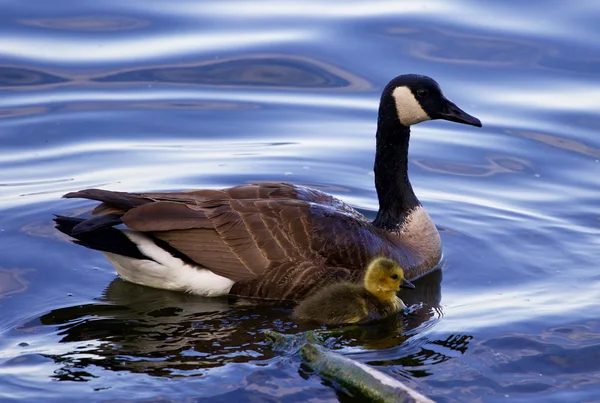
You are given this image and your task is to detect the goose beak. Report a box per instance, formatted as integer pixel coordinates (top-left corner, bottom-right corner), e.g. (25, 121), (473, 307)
(438, 98), (482, 127)
(400, 278), (415, 290)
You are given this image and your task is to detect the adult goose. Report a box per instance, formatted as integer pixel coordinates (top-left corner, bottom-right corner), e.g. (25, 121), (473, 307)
(55, 74), (482, 301)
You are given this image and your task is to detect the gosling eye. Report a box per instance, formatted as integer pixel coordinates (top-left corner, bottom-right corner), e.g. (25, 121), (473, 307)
(416, 89), (429, 98)
(390, 274), (398, 280)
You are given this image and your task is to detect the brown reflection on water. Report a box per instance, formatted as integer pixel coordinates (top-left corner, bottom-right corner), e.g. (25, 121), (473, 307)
(2, 53), (371, 94)
(0, 106), (50, 119)
(0, 66), (69, 89)
(509, 129), (600, 159)
(0, 268), (31, 297)
(412, 155), (531, 177)
(18, 16), (150, 31)
(93, 54), (372, 91)
(387, 26), (551, 68)
(61, 100), (260, 112)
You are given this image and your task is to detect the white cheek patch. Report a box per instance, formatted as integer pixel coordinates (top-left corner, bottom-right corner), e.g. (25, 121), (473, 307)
(392, 86), (431, 126)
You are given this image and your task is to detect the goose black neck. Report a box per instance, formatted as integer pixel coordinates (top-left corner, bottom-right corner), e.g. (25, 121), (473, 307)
(372, 116), (420, 230)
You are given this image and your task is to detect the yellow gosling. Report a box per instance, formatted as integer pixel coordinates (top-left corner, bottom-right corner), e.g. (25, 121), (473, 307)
(293, 257), (415, 325)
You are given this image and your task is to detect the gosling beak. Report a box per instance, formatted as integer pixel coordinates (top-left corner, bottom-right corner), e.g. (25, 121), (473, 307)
(437, 98), (482, 127)
(400, 278), (415, 290)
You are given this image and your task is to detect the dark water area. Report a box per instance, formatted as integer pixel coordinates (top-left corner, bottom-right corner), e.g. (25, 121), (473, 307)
(1, 1), (600, 402)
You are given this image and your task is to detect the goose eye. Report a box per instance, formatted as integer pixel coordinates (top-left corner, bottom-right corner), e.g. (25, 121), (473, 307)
(390, 274), (398, 280)
(416, 89), (429, 98)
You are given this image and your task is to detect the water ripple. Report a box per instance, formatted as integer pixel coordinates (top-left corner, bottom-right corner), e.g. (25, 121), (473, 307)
(1, 30), (313, 63)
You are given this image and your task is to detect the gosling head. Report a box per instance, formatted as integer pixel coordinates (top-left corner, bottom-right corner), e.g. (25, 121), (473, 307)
(379, 74), (482, 128)
(364, 257), (415, 300)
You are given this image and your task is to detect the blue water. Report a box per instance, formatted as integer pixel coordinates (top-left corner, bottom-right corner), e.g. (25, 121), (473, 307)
(1, 1), (600, 402)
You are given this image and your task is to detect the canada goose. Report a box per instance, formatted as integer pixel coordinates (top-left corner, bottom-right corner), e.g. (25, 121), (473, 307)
(54, 74), (481, 301)
(293, 257), (414, 325)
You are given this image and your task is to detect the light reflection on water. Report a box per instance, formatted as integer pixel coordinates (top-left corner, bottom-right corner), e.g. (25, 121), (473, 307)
(1, 0), (600, 402)
(2, 31), (313, 63)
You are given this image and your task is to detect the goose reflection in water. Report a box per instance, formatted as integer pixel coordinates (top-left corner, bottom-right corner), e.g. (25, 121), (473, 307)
(34, 267), (472, 381)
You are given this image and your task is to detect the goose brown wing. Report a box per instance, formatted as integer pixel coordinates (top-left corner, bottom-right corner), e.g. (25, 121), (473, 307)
(228, 205), (416, 300)
(117, 198), (320, 282)
(62, 183), (400, 297)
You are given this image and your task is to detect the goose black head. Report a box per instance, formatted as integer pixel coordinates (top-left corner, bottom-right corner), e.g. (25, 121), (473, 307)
(380, 74), (482, 128)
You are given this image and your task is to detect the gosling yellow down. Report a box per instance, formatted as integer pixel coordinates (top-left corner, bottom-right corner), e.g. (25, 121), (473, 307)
(293, 257), (415, 325)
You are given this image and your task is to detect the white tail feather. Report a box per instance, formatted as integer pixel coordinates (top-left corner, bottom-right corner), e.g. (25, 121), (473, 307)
(102, 230), (234, 297)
